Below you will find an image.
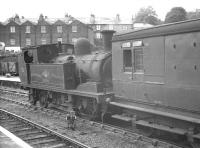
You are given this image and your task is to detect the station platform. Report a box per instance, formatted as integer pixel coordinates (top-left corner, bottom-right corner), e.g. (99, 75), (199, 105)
(0, 76), (21, 82)
(0, 76), (21, 88)
(0, 126), (32, 148)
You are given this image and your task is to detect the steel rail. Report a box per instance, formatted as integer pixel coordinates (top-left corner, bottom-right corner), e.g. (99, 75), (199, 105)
(0, 87), (183, 148)
(0, 108), (91, 148)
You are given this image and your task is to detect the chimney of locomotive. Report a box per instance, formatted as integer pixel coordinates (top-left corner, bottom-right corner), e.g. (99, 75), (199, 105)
(101, 30), (115, 51)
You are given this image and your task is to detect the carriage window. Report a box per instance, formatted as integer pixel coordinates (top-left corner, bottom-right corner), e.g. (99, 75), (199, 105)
(123, 49), (132, 72)
(134, 47), (143, 73)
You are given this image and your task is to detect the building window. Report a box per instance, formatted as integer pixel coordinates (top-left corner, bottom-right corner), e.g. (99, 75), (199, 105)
(10, 26), (15, 33)
(96, 25), (101, 30)
(25, 26), (31, 33)
(10, 39), (16, 45)
(41, 39), (46, 45)
(72, 38), (78, 44)
(109, 25), (114, 30)
(72, 25), (77, 32)
(134, 47), (143, 73)
(26, 38), (31, 46)
(57, 37), (62, 43)
(122, 26), (128, 30)
(41, 26), (46, 33)
(96, 33), (102, 39)
(123, 49), (132, 72)
(57, 26), (62, 33)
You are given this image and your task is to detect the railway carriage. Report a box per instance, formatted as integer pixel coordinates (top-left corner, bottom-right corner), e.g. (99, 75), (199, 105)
(110, 19), (200, 143)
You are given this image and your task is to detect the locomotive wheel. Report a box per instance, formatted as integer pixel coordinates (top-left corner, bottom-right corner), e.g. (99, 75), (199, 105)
(84, 99), (98, 120)
(75, 98), (98, 120)
(39, 92), (48, 108)
(29, 95), (37, 105)
(29, 89), (38, 106)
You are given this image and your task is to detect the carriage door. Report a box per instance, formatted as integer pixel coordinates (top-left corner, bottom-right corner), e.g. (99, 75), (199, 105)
(131, 41), (144, 81)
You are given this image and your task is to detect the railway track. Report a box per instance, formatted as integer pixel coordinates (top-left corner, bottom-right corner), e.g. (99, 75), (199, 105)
(0, 86), (183, 148)
(0, 109), (90, 148)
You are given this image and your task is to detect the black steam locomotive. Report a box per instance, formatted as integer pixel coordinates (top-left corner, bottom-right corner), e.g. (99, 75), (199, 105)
(18, 19), (200, 144)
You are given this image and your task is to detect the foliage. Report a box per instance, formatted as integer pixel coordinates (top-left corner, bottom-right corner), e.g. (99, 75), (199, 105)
(187, 10), (200, 19)
(165, 7), (187, 23)
(134, 6), (162, 25)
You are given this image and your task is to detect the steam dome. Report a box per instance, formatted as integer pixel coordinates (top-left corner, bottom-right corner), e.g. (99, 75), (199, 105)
(74, 38), (91, 55)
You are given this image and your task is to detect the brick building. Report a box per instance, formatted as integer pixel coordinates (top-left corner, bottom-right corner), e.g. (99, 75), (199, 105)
(52, 19), (69, 44)
(36, 15), (52, 45)
(4, 17), (21, 47)
(78, 14), (134, 46)
(0, 22), (4, 42)
(0, 14), (153, 50)
(68, 19), (94, 44)
(0, 14), (94, 51)
(21, 19), (36, 47)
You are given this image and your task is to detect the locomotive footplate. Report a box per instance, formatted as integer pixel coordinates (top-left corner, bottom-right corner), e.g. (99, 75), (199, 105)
(23, 83), (113, 101)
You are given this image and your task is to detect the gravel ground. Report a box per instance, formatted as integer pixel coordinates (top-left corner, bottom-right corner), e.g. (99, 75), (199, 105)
(0, 99), (156, 148)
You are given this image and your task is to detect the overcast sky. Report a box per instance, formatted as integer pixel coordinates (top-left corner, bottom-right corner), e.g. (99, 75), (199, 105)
(1, 0), (200, 22)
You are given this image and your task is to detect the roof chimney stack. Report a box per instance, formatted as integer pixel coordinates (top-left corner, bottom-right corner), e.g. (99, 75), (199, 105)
(90, 14), (95, 24)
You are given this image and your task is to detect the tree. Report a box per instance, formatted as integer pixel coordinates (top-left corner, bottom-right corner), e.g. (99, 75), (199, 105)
(134, 6), (162, 25)
(165, 7), (187, 23)
(187, 9), (200, 20)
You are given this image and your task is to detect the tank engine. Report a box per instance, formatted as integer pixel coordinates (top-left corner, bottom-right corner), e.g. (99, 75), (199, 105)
(18, 31), (114, 119)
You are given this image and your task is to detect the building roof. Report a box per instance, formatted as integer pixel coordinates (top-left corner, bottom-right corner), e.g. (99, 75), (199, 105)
(1, 14), (133, 28)
(133, 23), (153, 29)
(21, 18), (38, 25)
(1, 15), (82, 26)
(77, 16), (133, 25)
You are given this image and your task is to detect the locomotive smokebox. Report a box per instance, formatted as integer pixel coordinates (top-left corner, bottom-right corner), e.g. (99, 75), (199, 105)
(74, 38), (91, 55)
(101, 30), (115, 51)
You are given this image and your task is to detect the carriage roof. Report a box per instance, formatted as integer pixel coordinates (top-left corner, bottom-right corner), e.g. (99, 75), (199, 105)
(113, 18), (200, 42)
